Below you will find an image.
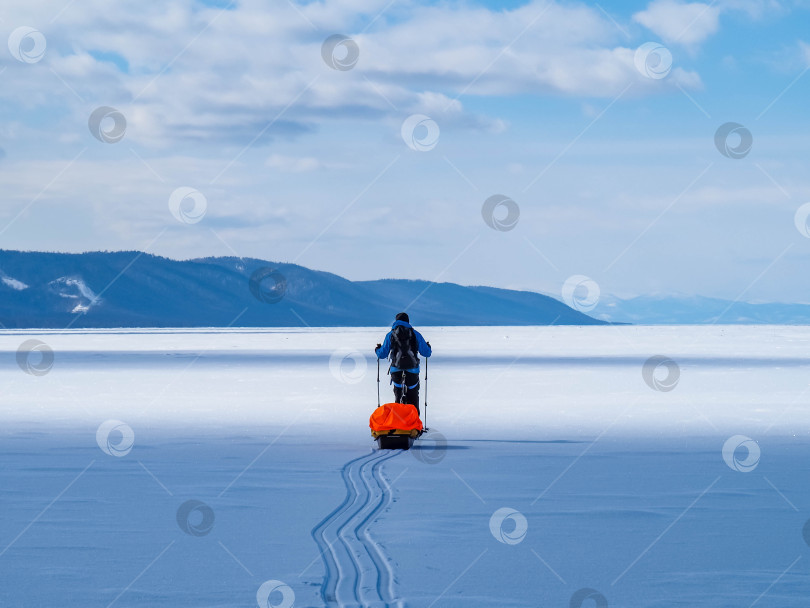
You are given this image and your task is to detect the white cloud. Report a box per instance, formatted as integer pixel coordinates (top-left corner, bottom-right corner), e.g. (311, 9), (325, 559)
(716, 0), (786, 20)
(358, 2), (699, 97)
(266, 154), (322, 172)
(0, 0), (703, 149)
(801, 41), (810, 67)
(633, 0), (721, 48)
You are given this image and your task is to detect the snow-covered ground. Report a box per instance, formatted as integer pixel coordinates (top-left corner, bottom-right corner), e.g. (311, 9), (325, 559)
(2, 326), (810, 607)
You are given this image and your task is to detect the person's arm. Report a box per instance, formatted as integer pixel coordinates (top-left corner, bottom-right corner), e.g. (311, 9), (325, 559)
(415, 330), (432, 357)
(375, 332), (392, 359)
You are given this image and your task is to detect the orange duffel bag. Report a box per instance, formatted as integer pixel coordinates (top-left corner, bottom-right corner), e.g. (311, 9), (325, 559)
(369, 402), (423, 439)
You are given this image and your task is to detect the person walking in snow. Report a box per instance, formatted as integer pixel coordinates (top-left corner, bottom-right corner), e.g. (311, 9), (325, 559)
(375, 312), (431, 413)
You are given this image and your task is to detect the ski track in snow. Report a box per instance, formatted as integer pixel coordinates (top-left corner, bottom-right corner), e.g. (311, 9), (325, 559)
(312, 449), (401, 608)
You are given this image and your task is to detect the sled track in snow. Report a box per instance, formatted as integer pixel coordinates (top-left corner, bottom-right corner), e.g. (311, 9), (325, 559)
(312, 449), (401, 607)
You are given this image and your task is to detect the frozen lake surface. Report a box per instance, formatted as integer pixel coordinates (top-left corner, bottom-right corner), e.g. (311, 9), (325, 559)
(2, 326), (810, 607)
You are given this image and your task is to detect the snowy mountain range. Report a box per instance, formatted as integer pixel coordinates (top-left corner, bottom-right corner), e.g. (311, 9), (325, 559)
(1, 250), (808, 327)
(0, 250), (602, 328)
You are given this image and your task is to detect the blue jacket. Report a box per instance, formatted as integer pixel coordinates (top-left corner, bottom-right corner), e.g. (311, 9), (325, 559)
(375, 320), (431, 373)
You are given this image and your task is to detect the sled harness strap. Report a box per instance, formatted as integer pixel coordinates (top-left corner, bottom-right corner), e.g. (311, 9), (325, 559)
(391, 380), (419, 390)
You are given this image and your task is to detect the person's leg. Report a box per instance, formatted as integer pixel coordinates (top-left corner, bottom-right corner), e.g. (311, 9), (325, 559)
(393, 371), (407, 403)
(404, 371), (420, 415)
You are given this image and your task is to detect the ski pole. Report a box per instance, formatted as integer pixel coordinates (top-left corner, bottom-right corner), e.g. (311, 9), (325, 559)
(424, 355), (428, 429)
(377, 357), (380, 407)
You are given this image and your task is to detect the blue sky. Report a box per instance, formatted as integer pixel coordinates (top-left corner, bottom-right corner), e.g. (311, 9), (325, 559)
(1, 0), (809, 305)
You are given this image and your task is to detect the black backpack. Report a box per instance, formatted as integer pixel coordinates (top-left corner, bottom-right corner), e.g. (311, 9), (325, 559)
(390, 325), (419, 369)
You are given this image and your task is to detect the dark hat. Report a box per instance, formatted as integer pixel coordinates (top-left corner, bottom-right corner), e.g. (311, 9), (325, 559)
(395, 312), (409, 323)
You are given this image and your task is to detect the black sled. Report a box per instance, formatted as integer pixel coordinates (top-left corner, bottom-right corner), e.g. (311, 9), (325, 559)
(374, 429), (422, 450)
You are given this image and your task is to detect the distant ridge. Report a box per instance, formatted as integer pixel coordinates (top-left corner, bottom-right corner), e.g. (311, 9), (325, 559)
(596, 294), (810, 325)
(0, 250), (602, 328)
